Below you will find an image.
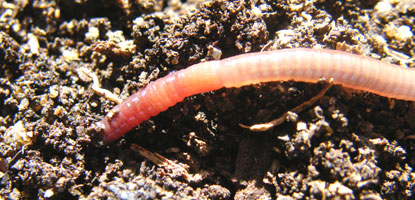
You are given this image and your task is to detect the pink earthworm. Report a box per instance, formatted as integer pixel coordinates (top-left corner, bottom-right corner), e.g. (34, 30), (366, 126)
(98, 48), (415, 143)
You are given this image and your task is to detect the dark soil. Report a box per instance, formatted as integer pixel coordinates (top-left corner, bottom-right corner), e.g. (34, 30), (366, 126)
(1, 0), (414, 199)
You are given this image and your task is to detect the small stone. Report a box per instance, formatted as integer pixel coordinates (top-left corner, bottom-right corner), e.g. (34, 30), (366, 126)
(44, 189), (54, 198)
(297, 122), (307, 131)
(396, 25), (413, 41)
(27, 33), (40, 55)
(374, 1), (393, 13)
(85, 26), (99, 42)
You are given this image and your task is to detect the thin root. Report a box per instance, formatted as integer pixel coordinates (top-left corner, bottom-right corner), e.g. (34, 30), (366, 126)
(405, 135), (415, 140)
(240, 78), (334, 131)
(77, 68), (122, 104)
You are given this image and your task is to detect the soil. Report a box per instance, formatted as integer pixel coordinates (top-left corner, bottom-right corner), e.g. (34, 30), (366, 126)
(1, 0), (415, 199)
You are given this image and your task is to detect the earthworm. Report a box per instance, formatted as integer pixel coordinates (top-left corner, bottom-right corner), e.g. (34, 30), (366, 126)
(98, 48), (415, 143)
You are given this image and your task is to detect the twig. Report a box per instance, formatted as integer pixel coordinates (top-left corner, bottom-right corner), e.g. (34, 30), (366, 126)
(130, 144), (191, 181)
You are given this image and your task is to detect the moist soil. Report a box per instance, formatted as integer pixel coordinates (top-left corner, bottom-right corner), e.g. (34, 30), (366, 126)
(0, 0), (415, 199)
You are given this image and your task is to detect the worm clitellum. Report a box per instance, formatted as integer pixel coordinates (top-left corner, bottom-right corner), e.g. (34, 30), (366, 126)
(98, 48), (414, 143)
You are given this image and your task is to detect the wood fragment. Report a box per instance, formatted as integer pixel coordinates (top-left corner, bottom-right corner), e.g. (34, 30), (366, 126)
(77, 68), (122, 104)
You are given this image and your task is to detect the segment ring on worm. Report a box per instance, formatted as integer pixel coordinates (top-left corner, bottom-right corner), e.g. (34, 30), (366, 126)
(98, 48), (414, 143)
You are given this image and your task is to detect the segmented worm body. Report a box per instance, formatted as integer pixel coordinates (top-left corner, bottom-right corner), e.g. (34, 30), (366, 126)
(99, 48), (415, 143)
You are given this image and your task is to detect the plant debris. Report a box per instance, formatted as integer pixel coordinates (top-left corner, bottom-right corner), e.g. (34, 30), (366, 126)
(0, 0), (414, 199)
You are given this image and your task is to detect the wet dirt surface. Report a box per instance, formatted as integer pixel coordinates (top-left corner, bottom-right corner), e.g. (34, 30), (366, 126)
(0, 0), (414, 199)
